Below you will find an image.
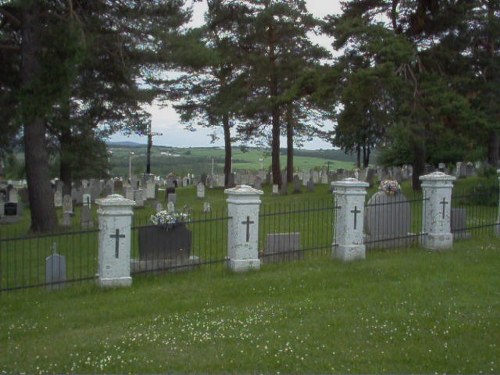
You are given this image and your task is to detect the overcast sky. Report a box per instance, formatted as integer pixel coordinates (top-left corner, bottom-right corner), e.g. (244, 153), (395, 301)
(109, 1), (342, 149)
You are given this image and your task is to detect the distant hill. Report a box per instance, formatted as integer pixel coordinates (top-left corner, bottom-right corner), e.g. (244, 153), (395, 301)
(107, 141), (145, 147)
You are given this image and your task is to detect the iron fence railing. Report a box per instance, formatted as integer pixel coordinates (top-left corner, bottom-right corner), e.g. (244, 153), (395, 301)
(259, 199), (336, 263)
(0, 228), (98, 292)
(1, 186), (498, 292)
(130, 207), (229, 276)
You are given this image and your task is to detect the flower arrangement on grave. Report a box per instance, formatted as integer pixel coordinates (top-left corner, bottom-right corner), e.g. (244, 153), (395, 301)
(379, 180), (401, 195)
(150, 210), (190, 230)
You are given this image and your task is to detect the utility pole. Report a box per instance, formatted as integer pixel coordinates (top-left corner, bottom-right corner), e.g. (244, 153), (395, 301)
(146, 123), (162, 175)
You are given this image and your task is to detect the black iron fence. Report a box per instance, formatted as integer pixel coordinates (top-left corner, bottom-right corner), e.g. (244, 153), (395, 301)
(1, 186), (498, 292)
(0, 228), (98, 292)
(130, 207), (229, 276)
(259, 199), (336, 264)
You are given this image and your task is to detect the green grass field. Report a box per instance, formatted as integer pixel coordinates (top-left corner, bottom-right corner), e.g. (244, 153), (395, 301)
(0, 239), (499, 374)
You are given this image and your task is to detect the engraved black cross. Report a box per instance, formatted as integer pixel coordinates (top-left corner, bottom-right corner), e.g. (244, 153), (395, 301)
(110, 229), (125, 258)
(440, 197), (448, 219)
(351, 206), (361, 230)
(241, 216), (254, 242)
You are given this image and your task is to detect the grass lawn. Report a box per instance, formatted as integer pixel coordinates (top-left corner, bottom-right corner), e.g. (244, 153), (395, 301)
(0, 238), (499, 374)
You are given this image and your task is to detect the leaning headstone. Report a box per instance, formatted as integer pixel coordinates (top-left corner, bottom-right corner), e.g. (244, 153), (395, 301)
(364, 189), (412, 249)
(263, 233), (302, 263)
(197, 182), (205, 199)
(451, 208), (471, 240)
(46, 244), (66, 290)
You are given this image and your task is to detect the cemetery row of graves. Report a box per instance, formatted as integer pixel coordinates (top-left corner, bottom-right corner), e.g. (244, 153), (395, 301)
(0, 161), (497, 291)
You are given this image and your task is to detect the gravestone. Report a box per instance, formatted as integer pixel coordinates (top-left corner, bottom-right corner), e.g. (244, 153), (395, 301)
(200, 173), (208, 185)
(307, 179), (315, 192)
(293, 175), (302, 193)
(7, 186), (18, 203)
(0, 194), (4, 217)
(254, 176), (263, 190)
(63, 194), (73, 214)
(280, 175), (288, 195)
(364, 190), (413, 249)
(134, 189), (145, 208)
(4, 202), (17, 216)
(155, 201), (163, 213)
(321, 171), (328, 184)
(137, 224), (192, 262)
(197, 182), (205, 199)
(451, 208), (471, 240)
(182, 176), (190, 187)
(466, 162), (476, 177)
(203, 201), (211, 213)
(80, 205), (93, 229)
(168, 193), (177, 205)
(263, 233), (302, 263)
(272, 184), (279, 195)
(46, 245), (66, 290)
(167, 201), (175, 213)
(82, 193), (92, 208)
(124, 187), (134, 201)
(114, 179), (123, 192)
(312, 171), (320, 184)
(62, 211), (72, 227)
(145, 181), (156, 200)
(54, 190), (63, 208)
(365, 168), (376, 187)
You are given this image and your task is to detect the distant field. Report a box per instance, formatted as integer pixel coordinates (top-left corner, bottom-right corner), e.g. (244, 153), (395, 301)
(109, 145), (356, 178)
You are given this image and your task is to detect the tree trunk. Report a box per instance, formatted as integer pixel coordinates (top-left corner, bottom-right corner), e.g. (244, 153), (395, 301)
(487, 130), (499, 167)
(286, 104), (294, 183)
(59, 128), (73, 197)
(223, 113), (232, 188)
(271, 107), (281, 188)
(356, 145), (361, 168)
(411, 140), (425, 191)
(21, 2), (58, 232)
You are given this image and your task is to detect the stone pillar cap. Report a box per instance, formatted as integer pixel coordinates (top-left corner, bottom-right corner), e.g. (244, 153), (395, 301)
(419, 171), (456, 181)
(96, 194), (136, 207)
(225, 185), (264, 195)
(332, 178), (369, 188)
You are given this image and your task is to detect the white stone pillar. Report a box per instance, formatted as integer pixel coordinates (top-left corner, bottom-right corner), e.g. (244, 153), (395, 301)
(420, 172), (456, 250)
(225, 185), (263, 272)
(332, 178), (369, 261)
(96, 194), (135, 287)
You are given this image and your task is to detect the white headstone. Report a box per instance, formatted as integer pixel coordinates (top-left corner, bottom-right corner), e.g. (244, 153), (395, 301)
(167, 201), (175, 213)
(197, 182), (205, 199)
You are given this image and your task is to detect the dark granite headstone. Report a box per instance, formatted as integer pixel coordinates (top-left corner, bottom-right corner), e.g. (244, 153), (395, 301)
(365, 191), (412, 249)
(4, 202), (17, 216)
(263, 233), (302, 263)
(138, 224), (192, 261)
